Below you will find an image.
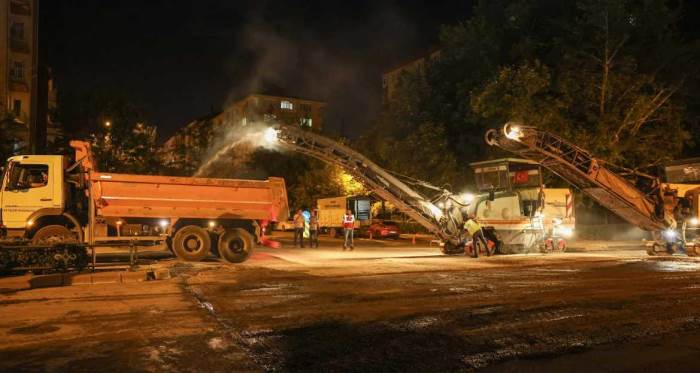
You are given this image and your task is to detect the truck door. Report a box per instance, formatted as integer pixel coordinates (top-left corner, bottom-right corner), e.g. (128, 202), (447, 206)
(1, 161), (54, 229)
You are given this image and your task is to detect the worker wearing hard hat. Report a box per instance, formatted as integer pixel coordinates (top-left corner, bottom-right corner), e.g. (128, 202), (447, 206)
(293, 209), (305, 248)
(309, 209), (320, 248)
(342, 209), (355, 251)
(464, 214), (486, 257)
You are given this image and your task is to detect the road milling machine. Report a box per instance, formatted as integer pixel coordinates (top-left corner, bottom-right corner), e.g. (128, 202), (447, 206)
(486, 123), (700, 255)
(266, 125), (500, 255)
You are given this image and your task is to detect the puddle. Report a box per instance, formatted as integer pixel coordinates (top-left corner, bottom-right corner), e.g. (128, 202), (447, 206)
(650, 261), (700, 272)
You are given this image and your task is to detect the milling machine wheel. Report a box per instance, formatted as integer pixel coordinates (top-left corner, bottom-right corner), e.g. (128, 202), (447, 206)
(172, 225), (211, 261)
(32, 225), (78, 245)
(646, 243), (664, 256)
(218, 228), (253, 263)
(441, 242), (465, 255)
(470, 239), (483, 258)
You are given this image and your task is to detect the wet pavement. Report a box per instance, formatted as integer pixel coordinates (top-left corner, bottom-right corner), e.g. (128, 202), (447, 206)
(1, 233), (700, 371)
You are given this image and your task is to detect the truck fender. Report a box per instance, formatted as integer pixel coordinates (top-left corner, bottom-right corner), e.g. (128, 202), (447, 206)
(26, 208), (63, 227)
(25, 208), (84, 242)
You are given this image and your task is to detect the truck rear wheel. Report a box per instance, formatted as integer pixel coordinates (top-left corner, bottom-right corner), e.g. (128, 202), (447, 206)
(218, 228), (253, 263)
(172, 225), (211, 261)
(32, 225), (78, 245)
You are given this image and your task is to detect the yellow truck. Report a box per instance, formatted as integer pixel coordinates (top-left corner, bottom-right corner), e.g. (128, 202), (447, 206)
(0, 141), (289, 271)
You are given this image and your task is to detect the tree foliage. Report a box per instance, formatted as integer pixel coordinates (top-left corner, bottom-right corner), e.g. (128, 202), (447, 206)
(57, 90), (162, 174)
(363, 0), (698, 186)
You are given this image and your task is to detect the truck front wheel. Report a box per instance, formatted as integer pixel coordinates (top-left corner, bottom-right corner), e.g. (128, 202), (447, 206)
(218, 228), (253, 263)
(172, 225), (211, 261)
(32, 225), (78, 245)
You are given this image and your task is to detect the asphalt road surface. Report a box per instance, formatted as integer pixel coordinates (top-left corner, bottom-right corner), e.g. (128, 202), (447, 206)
(1, 233), (700, 372)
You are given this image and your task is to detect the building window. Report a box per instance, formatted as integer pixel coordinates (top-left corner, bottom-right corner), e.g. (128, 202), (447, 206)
(10, 22), (24, 40)
(299, 118), (312, 128)
(10, 61), (24, 81)
(240, 117), (247, 126)
(280, 100), (293, 110)
(263, 114), (277, 123)
(13, 100), (21, 117)
(299, 103), (311, 113)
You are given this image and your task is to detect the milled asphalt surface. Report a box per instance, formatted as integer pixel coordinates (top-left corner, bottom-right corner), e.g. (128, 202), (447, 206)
(1, 232), (699, 372)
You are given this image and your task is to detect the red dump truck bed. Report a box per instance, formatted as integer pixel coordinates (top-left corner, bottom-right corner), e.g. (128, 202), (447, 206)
(90, 172), (289, 222)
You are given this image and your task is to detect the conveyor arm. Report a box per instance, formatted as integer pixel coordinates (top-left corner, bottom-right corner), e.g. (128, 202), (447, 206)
(485, 123), (671, 231)
(271, 124), (467, 250)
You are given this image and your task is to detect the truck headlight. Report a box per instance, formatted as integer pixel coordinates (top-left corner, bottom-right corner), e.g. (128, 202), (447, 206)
(159, 219), (169, 228)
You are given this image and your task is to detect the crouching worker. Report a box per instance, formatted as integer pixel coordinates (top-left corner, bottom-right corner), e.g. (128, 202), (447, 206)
(464, 214), (487, 258)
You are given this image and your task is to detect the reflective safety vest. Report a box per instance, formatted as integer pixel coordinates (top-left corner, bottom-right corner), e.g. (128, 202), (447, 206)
(464, 219), (481, 236)
(342, 214), (355, 229)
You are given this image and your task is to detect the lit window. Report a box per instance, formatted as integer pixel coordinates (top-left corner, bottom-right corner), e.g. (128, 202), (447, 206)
(299, 118), (312, 127)
(281, 100), (293, 110)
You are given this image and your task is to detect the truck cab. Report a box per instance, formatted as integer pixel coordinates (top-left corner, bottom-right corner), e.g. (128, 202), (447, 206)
(1, 155), (70, 235)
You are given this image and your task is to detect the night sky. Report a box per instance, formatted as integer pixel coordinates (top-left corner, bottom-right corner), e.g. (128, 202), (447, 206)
(44, 0), (474, 140)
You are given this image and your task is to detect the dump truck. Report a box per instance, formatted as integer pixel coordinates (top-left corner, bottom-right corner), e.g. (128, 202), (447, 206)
(0, 140), (289, 269)
(486, 123), (700, 255)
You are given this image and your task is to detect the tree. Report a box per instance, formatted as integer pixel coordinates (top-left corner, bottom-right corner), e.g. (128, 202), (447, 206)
(367, 0), (698, 186)
(471, 0), (693, 169)
(56, 90), (163, 174)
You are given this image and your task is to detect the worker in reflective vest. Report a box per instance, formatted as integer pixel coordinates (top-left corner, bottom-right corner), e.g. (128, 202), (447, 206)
(342, 210), (355, 251)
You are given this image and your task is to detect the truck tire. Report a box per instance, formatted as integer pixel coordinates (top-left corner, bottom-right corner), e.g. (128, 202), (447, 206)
(218, 228), (253, 263)
(32, 225), (78, 245)
(172, 225), (211, 261)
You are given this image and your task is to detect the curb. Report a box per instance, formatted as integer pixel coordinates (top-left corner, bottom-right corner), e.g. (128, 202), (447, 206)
(0, 268), (172, 292)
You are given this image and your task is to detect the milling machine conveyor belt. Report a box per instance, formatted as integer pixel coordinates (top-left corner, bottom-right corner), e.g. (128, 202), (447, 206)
(272, 124), (466, 248)
(485, 123), (668, 231)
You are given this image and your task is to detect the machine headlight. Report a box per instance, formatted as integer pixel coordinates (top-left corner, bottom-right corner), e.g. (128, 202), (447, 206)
(690, 217), (699, 226)
(208, 221), (216, 228)
(264, 127), (279, 143)
(461, 193), (475, 204)
(505, 124), (523, 140)
(663, 229), (677, 239)
(559, 226), (573, 238)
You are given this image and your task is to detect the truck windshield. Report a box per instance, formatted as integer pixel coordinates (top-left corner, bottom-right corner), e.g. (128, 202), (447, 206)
(5, 163), (49, 190)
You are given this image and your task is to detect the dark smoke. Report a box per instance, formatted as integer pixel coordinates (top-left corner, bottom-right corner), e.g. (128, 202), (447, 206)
(223, 2), (426, 136)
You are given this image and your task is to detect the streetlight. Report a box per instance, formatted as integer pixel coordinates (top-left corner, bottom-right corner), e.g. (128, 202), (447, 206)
(104, 120), (111, 128)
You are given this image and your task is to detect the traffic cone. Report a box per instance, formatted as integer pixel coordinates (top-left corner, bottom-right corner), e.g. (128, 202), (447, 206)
(412, 234), (416, 245)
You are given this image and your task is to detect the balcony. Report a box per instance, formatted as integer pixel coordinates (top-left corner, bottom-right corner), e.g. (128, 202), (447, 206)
(10, 1), (31, 16)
